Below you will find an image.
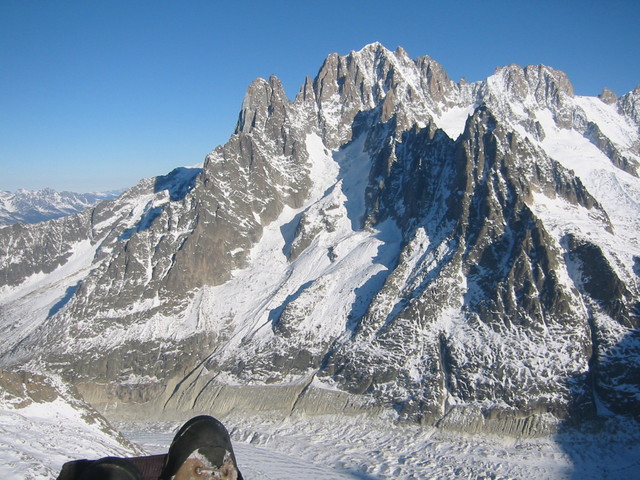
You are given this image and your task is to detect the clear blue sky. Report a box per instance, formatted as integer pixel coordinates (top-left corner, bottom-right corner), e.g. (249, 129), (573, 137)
(1, 1), (638, 192)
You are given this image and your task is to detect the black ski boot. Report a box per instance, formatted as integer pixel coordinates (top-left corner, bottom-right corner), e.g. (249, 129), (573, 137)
(159, 416), (243, 480)
(76, 457), (142, 480)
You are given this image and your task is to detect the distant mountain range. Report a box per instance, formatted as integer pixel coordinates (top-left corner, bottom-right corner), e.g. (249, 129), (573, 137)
(0, 188), (122, 226)
(1, 43), (638, 436)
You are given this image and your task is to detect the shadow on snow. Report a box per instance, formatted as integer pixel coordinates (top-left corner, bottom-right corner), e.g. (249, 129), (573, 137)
(556, 327), (640, 480)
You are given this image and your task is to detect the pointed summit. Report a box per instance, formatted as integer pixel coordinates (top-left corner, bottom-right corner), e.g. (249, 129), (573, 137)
(356, 41), (387, 54)
(235, 75), (289, 135)
(598, 87), (618, 104)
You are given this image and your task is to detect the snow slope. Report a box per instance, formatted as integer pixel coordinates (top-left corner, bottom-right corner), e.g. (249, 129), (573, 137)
(0, 371), (140, 480)
(192, 133), (403, 375)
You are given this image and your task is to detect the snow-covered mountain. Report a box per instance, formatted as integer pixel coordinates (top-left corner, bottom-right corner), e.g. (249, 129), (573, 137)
(0, 188), (121, 226)
(0, 43), (638, 436)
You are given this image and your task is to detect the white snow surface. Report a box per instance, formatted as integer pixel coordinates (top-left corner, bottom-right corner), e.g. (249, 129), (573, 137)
(118, 415), (640, 480)
(191, 133), (402, 372)
(0, 374), (139, 480)
(0, 239), (101, 356)
(529, 104), (640, 284)
(0, 401), (135, 480)
(2, 405), (639, 480)
(433, 104), (475, 140)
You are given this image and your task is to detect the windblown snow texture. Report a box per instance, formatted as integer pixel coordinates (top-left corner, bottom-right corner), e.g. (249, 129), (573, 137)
(1, 44), (638, 433)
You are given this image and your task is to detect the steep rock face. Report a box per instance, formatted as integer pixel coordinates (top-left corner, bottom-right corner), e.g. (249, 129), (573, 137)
(309, 43), (460, 148)
(0, 211), (93, 287)
(1, 44), (639, 432)
(320, 108), (601, 423)
(1, 74), (316, 384)
(618, 86), (640, 126)
(598, 88), (617, 105)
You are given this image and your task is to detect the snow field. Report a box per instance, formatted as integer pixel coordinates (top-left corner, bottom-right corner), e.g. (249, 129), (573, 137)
(0, 385), (140, 480)
(119, 414), (640, 480)
(1, 397), (638, 480)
